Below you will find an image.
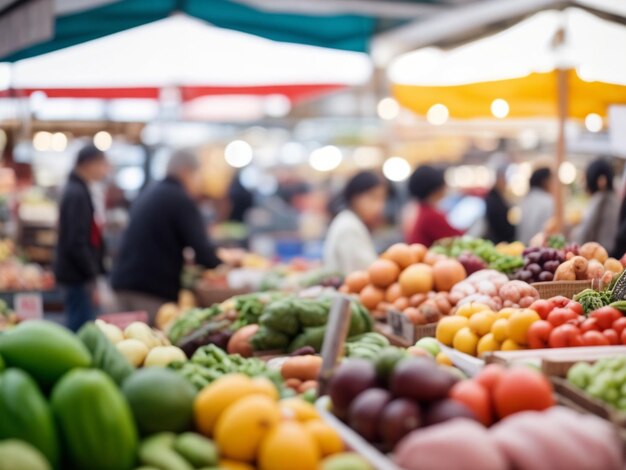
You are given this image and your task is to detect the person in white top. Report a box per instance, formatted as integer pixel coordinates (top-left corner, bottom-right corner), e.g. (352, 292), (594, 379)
(323, 171), (387, 275)
(518, 167), (555, 245)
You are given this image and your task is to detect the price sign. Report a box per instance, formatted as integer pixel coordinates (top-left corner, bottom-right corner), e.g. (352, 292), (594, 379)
(387, 309), (415, 343)
(14, 292), (43, 320)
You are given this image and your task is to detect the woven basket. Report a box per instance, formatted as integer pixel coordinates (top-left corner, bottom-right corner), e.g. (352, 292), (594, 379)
(531, 280), (592, 299)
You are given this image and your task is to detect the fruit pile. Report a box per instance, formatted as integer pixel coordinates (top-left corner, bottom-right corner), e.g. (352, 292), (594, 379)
(327, 356), (573, 458)
(527, 300), (626, 348)
(553, 242), (623, 283)
(449, 270), (540, 311)
(0, 259), (55, 292)
(430, 237), (524, 274)
(567, 357), (626, 412)
(436, 303), (542, 356)
(341, 243), (465, 324)
(515, 247), (566, 283)
(0, 319), (364, 470)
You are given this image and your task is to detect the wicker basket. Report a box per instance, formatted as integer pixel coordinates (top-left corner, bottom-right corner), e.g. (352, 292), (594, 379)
(531, 280), (592, 299)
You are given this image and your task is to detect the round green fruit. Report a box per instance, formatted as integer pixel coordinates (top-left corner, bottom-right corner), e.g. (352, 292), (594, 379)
(415, 337), (440, 357)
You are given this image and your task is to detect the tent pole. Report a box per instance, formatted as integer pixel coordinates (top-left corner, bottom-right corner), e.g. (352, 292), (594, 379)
(554, 68), (568, 234)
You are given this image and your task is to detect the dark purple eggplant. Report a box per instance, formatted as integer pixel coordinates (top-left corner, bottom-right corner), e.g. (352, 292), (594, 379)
(177, 319), (232, 357)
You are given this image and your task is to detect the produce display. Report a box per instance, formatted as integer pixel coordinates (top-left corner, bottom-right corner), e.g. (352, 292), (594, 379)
(573, 269), (626, 313)
(567, 357), (626, 412)
(0, 259), (55, 291)
(431, 237), (524, 274)
(0, 299), (17, 331)
(341, 243), (464, 324)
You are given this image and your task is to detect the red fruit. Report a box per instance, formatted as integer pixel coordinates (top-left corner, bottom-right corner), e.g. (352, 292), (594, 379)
(529, 299), (556, 320)
(527, 320), (553, 349)
(566, 301), (584, 316)
(550, 296), (570, 308)
(449, 380), (492, 426)
(493, 368), (555, 419)
(603, 329), (620, 345)
(612, 317), (626, 336)
(622, 328), (626, 345)
(547, 308), (578, 327)
(580, 317), (601, 333)
(549, 324), (583, 348)
(474, 364), (506, 396)
(590, 307), (623, 330)
(581, 330), (611, 346)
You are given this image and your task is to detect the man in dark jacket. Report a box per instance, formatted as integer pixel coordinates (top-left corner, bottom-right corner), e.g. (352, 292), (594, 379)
(54, 144), (110, 331)
(111, 150), (221, 322)
(485, 167), (516, 244)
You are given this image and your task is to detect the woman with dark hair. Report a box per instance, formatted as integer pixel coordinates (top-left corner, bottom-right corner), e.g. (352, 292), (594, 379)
(323, 171), (387, 274)
(518, 167), (555, 245)
(572, 158), (620, 253)
(407, 165), (462, 247)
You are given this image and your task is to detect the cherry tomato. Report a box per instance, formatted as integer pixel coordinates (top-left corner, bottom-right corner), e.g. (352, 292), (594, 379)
(549, 324), (583, 348)
(580, 317), (601, 333)
(527, 320), (553, 349)
(529, 299), (556, 320)
(565, 301), (584, 316)
(547, 308), (579, 327)
(612, 317), (626, 336)
(582, 330), (611, 346)
(603, 329), (620, 345)
(590, 307), (623, 330)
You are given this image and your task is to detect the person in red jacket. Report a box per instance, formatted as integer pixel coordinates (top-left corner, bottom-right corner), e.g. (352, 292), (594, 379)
(407, 165), (462, 247)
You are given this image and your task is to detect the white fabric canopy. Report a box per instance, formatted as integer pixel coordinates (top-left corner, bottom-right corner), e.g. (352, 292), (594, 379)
(389, 8), (626, 87)
(8, 14), (372, 90)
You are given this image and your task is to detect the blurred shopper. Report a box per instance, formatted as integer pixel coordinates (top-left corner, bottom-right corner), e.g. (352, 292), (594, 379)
(573, 158), (620, 253)
(613, 192), (626, 258)
(54, 144), (110, 331)
(518, 167), (555, 245)
(323, 171), (387, 274)
(112, 150), (221, 322)
(407, 165), (462, 247)
(485, 167), (515, 243)
(227, 171), (254, 222)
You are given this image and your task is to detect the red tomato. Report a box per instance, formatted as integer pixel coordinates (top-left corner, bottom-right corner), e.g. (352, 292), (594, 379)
(580, 317), (601, 333)
(529, 299), (556, 320)
(527, 320), (553, 349)
(603, 329), (620, 345)
(550, 296), (570, 308)
(566, 301), (584, 316)
(582, 330), (611, 346)
(622, 328), (626, 345)
(549, 324), (583, 348)
(547, 308), (579, 327)
(612, 317), (626, 336)
(449, 380), (493, 426)
(493, 368), (555, 419)
(474, 363), (506, 396)
(590, 307), (623, 330)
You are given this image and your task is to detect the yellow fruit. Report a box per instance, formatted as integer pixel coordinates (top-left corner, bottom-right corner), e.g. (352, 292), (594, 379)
(280, 398), (320, 422)
(435, 352), (453, 366)
(452, 327), (479, 356)
(215, 394), (281, 462)
(219, 460), (256, 470)
(491, 318), (509, 343)
(304, 420), (344, 456)
(252, 376), (280, 401)
(497, 308), (517, 319)
(468, 311), (497, 336)
(455, 303), (492, 318)
(436, 316), (469, 346)
(501, 339), (525, 351)
(259, 421), (320, 470)
(477, 333), (501, 357)
(195, 374), (273, 436)
(507, 310), (540, 346)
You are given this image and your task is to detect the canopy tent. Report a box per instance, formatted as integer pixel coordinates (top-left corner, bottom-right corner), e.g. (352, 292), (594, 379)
(390, 7), (626, 231)
(0, 15), (372, 103)
(0, 0), (450, 61)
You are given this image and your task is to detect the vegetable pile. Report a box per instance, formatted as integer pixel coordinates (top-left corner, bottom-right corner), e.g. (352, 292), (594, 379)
(431, 237), (524, 274)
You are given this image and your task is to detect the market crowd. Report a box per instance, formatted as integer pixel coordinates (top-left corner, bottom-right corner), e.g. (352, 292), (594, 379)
(55, 144), (626, 330)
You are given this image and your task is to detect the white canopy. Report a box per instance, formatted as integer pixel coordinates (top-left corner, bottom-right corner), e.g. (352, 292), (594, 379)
(5, 14), (371, 94)
(389, 8), (626, 87)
